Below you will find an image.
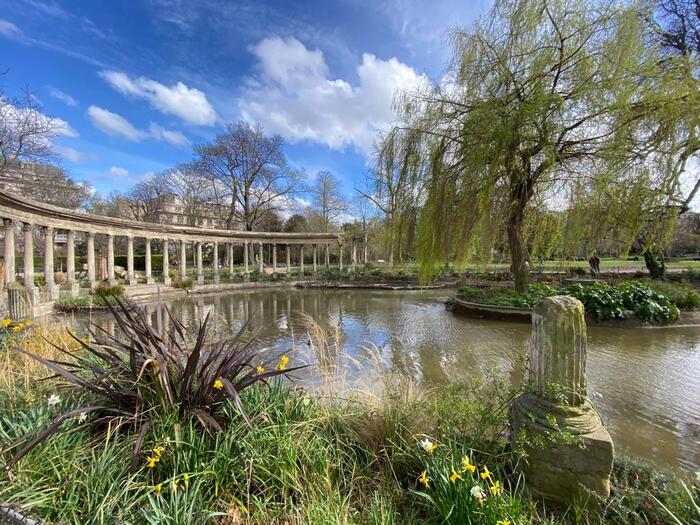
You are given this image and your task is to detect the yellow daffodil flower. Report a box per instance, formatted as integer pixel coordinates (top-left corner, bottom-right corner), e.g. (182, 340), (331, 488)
(450, 466), (462, 484)
(480, 466), (491, 480)
(146, 456), (158, 468)
(155, 483), (162, 493)
(280, 355), (289, 365)
(419, 438), (438, 453)
(490, 480), (503, 496)
(153, 446), (164, 459)
(183, 473), (190, 485)
(461, 456), (476, 473)
(418, 470), (429, 488)
(496, 520), (511, 525)
(256, 365), (265, 373)
(213, 379), (224, 390)
(1, 318), (12, 328)
(12, 325), (20, 332)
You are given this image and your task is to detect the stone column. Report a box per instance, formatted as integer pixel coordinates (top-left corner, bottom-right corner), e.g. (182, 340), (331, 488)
(286, 244), (291, 274)
(339, 245), (343, 271)
(65, 230), (78, 293)
(300, 245), (305, 275)
(243, 241), (250, 280)
(126, 236), (136, 285)
(145, 238), (154, 284)
(212, 241), (220, 284)
(313, 244), (318, 274)
(196, 241), (204, 285)
(180, 240), (187, 279)
(86, 231), (96, 289)
(3, 219), (15, 287)
(41, 227), (59, 300)
(162, 239), (171, 286)
(106, 234), (115, 285)
(228, 243), (234, 274)
(352, 242), (357, 271)
(22, 223), (34, 288)
(325, 244), (330, 269)
(510, 296), (613, 504)
(272, 243), (277, 274)
(258, 242), (264, 273)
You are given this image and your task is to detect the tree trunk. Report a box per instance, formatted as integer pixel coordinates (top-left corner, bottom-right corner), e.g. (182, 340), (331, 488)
(643, 246), (666, 279)
(508, 185), (530, 293)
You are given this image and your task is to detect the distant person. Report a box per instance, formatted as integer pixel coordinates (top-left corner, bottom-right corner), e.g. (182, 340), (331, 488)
(589, 253), (601, 275)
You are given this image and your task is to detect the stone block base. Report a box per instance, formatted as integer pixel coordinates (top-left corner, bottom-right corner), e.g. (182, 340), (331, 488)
(163, 277), (172, 286)
(146, 277), (155, 285)
(213, 275), (220, 284)
(243, 272), (250, 282)
(511, 393), (613, 504)
(43, 284), (60, 301)
(67, 282), (80, 298)
(197, 276), (204, 285)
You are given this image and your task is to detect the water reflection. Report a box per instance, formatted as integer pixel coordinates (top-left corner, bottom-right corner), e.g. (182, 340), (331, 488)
(75, 288), (700, 472)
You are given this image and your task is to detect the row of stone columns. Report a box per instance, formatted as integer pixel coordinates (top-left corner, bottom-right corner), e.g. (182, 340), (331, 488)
(2, 221), (354, 292)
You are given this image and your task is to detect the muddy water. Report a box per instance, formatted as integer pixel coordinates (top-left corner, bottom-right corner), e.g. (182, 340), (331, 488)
(78, 288), (700, 473)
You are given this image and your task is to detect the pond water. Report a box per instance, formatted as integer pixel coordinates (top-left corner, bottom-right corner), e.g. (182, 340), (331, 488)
(74, 288), (700, 473)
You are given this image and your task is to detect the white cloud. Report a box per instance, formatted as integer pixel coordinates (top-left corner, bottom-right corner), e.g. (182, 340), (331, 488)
(87, 105), (187, 147)
(87, 106), (146, 141)
(52, 117), (79, 137)
(148, 123), (189, 147)
(55, 146), (93, 163)
(48, 87), (78, 107)
(109, 166), (129, 178)
(98, 70), (218, 126)
(0, 19), (23, 40)
(238, 37), (427, 155)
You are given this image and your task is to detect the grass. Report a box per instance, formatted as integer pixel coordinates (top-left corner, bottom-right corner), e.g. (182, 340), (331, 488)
(0, 317), (697, 524)
(54, 295), (122, 312)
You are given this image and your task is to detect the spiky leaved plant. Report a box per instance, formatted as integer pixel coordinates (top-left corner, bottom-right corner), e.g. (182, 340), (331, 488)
(5, 299), (305, 469)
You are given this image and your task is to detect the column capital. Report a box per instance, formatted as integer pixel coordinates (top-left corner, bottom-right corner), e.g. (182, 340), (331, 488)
(22, 222), (33, 232)
(87, 231), (96, 239)
(3, 218), (13, 228)
(42, 225), (54, 233)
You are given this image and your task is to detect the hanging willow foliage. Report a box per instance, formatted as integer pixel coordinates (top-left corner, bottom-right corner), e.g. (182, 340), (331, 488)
(383, 0), (695, 290)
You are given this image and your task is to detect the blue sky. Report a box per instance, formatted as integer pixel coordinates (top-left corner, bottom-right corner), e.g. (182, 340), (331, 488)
(0, 0), (487, 199)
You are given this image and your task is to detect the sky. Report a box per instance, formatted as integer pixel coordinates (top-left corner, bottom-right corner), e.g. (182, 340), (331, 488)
(0, 0), (489, 200)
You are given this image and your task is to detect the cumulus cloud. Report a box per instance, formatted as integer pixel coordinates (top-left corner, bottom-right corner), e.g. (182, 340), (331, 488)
(55, 146), (94, 163)
(109, 166), (129, 178)
(87, 105), (188, 146)
(238, 37), (427, 155)
(48, 87), (78, 107)
(98, 70), (218, 126)
(0, 19), (23, 40)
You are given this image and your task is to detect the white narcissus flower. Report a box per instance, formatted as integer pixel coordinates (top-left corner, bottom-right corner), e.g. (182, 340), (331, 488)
(47, 394), (61, 406)
(76, 412), (87, 423)
(470, 485), (486, 499)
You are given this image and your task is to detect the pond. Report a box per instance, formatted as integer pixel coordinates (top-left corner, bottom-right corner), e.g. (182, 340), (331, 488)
(73, 288), (700, 473)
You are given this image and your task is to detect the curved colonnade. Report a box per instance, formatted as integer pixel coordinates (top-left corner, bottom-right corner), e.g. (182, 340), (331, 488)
(0, 191), (345, 314)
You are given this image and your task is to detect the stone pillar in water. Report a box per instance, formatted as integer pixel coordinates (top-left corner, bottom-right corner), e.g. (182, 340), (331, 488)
(511, 296), (613, 504)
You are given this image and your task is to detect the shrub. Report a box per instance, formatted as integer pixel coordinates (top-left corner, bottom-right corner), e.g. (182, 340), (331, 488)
(6, 300), (305, 469)
(172, 277), (194, 289)
(94, 282), (124, 298)
(640, 279), (700, 310)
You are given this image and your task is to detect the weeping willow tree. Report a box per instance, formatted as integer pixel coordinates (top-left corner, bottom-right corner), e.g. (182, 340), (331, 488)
(363, 128), (426, 267)
(393, 0), (671, 291)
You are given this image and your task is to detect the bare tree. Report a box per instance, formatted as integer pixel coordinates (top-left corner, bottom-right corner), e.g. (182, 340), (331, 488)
(193, 121), (300, 231)
(0, 78), (60, 174)
(165, 164), (212, 226)
(125, 171), (171, 222)
(307, 170), (350, 232)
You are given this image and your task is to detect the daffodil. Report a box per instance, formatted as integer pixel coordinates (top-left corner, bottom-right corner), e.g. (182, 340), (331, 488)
(12, 325), (21, 332)
(183, 473), (190, 485)
(470, 484), (486, 505)
(418, 470), (429, 488)
(480, 466), (491, 481)
(76, 412), (87, 424)
(450, 466), (462, 484)
(278, 355), (289, 371)
(256, 365), (265, 373)
(419, 438), (438, 453)
(47, 394), (60, 406)
(496, 520), (511, 525)
(1, 318), (12, 328)
(146, 456), (158, 468)
(461, 456), (476, 473)
(153, 446), (164, 459)
(213, 379), (224, 390)
(154, 483), (162, 493)
(490, 480), (503, 496)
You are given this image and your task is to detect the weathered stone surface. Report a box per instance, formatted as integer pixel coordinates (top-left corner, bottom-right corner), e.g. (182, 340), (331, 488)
(511, 295), (613, 505)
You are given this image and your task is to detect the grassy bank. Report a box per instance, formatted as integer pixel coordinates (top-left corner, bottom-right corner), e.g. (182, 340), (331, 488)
(0, 316), (697, 524)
